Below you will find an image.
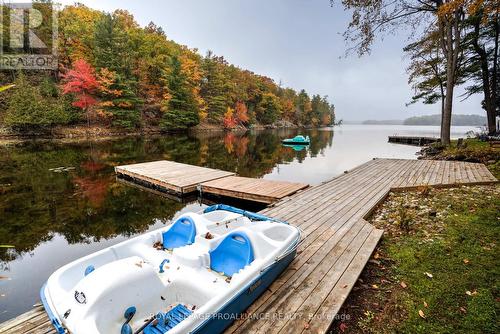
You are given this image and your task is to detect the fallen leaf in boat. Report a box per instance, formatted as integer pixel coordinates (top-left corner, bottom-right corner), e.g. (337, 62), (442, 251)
(205, 232), (214, 239)
(135, 262), (143, 268)
(342, 284), (348, 288)
(400, 281), (407, 288)
(303, 322), (310, 329)
(418, 310), (426, 319)
(424, 272), (433, 278)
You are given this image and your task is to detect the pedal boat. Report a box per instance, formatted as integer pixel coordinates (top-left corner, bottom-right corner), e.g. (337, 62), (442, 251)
(40, 204), (301, 334)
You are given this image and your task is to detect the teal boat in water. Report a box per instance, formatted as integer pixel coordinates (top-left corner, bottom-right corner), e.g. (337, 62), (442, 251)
(282, 135), (310, 145)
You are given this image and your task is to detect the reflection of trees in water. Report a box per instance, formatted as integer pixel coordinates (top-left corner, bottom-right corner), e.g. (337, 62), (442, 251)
(0, 129), (334, 263)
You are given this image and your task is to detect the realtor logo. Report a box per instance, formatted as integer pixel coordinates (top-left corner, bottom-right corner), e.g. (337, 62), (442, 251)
(0, 1), (58, 70)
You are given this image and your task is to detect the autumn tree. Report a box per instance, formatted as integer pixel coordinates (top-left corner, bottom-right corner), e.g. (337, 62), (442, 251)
(234, 101), (249, 124)
(61, 59), (100, 127)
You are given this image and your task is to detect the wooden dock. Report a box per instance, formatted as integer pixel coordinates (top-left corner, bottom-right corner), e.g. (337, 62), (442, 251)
(200, 176), (308, 204)
(115, 160), (309, 203)
(1, 159), (497, 334)
(388, 135), (440, 146)
(115, 160), (235, 194)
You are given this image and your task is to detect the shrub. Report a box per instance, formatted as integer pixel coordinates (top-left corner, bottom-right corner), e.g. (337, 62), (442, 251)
(4, 74), (73, 131)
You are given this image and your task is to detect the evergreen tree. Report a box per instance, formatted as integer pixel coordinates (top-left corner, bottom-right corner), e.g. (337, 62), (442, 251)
(160, 56), (200, 129)
(201, 52), (229, 123)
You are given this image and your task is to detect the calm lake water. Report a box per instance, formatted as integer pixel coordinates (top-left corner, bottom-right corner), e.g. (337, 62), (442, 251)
(0, 125), (478, 321)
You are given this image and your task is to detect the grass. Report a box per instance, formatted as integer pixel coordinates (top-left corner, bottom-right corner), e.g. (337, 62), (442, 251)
(333, 185), (500, 333)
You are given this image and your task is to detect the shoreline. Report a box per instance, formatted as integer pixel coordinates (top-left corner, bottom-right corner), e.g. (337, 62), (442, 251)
(0, 123), (331, 142)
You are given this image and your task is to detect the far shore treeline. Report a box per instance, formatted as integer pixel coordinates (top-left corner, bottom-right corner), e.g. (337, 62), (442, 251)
(0, 3), (336, 133)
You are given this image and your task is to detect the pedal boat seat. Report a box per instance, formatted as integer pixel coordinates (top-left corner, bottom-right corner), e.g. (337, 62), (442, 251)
(162, 216), (196, 249)
(209, 232), (254, 277)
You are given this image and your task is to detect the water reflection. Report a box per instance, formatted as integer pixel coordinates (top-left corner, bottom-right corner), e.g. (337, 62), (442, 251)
(0, 129), (332, 263)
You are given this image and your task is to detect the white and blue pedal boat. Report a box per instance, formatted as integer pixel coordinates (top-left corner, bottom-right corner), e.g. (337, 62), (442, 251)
(41, 204), (301, 334)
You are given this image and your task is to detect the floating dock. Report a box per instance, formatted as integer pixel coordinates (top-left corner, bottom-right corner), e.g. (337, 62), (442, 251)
(388, 135), (440, 146)
(115, 160), (235, 194)
(1, 159), (497, 334)
(115, 160), (309, 204)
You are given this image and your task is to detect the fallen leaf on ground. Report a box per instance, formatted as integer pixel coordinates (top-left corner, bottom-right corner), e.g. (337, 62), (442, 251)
(424, 301), (428, 308)
(339, 322), (348, 332)
(424, 272), (433, 278)
(371, 284), (379, 289)
(418, 310), (426, 318)
(463, 259), (469, 264)
(465, 290), (478, 296)
(400, 281), (407, 288)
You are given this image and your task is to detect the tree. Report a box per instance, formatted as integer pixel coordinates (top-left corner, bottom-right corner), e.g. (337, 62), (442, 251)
(61, 59), (100, 127)
(462, 2), (499, 134)
(201, 52), (230, 123)
(333, 0), (477, 145)
(5, 74), (71, 130)
(234, 101), (249, 124)
(160, 56), (200, 129)
(223, 106), (237, 129)
(96, 68), (142, 129)
(257, 93), (281, 124)
(405, 30), (448, 115)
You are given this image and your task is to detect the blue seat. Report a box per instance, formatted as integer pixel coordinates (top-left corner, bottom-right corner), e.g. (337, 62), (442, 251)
(162, 216), (196, 249)
(209, 232), (254, 277)
(143, 304), (192, 334)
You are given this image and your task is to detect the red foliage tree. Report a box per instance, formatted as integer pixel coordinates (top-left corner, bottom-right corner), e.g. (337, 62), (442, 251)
(61, 59), (100, 127)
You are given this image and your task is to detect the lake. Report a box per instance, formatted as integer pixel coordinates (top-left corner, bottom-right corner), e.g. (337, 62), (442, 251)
(0, 125), (478, 321)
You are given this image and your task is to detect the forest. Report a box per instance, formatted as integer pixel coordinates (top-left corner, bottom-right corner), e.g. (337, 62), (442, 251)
(0, 3), (336, 133)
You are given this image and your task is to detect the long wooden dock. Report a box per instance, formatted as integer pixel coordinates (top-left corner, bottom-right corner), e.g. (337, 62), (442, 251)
(1, 159), (497, 334)
(115, 160), (309, 204)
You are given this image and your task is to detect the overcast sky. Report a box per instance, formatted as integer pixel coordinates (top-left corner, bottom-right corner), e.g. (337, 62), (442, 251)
(59, 0), (484, 121)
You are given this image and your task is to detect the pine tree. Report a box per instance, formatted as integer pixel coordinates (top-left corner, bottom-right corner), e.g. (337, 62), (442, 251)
(160, 56), (200, 129)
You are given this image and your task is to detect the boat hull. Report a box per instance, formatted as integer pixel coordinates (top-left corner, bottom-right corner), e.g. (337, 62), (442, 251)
(192, 249), (296, 333)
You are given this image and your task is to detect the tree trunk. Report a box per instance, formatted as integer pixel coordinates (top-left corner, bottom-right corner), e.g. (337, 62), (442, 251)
(442, 85), (453, 145)
(472, 15), (496, 135)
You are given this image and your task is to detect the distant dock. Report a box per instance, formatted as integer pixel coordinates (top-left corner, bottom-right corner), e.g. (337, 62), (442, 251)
(115, 160), (309, 204)
(388, 135), (440, 146)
